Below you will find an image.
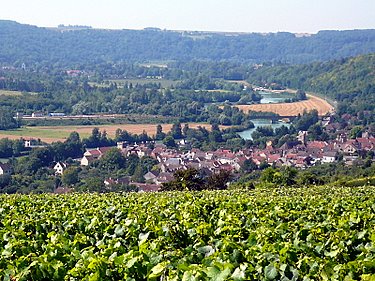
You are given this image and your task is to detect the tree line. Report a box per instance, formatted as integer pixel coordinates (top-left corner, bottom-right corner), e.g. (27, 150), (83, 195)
(1, 20), (375, 66)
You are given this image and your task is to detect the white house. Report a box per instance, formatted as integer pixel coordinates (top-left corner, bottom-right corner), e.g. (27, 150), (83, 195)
(24, 138), (38, 148)
(0, 163), (12, 175)
(31, 112), (44, 117)
(53, 162), (69, 175)
(322, 151), (337, 163)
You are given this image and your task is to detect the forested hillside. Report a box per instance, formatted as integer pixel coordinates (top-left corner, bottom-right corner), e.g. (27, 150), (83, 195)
(248, 54), (375, 119)
(1, 20), (375, 66)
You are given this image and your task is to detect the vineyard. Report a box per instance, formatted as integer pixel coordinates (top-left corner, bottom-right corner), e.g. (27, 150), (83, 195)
(1, 187), (375, 280)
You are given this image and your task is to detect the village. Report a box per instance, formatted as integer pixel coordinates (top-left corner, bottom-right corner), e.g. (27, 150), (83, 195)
(59, 129), (375, 192)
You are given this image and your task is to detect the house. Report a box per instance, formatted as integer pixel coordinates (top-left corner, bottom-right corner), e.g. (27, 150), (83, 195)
(322, 151), (337, 163)
(134, 183), (160, 192)
(297, 131), (308, 144)
(53, 162), (69, 175)
(356, 137), (375, 151)
(0, 163), (12, 175)
(117, 141), (128, 149)
(144, 171), (159, 182)
(294, 157), (311, 169)
(81, 146), (116, 166)
(267, 154), (281, 166)
(343, 143), (358, 155)
(83, 148), (102, 159)
(154, 172), (174, 185)
(31, 112), (44, 118)
(343, 155), (359, 166)
(306, 141), (327, 150)
(252, 155), (266, 166)
(24, 138), (44, 148)
(104, 177), (130, 186)
(80, 155), (95, 166)
(66, 70), (83, 77)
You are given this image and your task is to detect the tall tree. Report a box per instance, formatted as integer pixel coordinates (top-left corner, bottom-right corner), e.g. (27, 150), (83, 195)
(161, 168), (204, 191)
(171, 122), (183, 139)
(0, 108), (18, 130)
(155, 124), (166, 140)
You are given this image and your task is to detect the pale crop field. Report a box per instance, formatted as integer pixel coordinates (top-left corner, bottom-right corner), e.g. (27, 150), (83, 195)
(0, 90), (23, 96)
(0, 123), (216, 143)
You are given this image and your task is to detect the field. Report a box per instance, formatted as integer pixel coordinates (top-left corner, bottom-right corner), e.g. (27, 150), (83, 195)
(0, 90), (38, 96)
(1, 186), (374, 280)
(0, 90), (23, 96)
(0, 123), (214, 143)
(235, 94), (334, 116)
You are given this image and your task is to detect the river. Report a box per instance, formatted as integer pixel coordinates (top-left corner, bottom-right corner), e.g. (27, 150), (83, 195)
(238, 91), (293, 140)
(259, 91), (296, 104)
(238, 119), (290, 140)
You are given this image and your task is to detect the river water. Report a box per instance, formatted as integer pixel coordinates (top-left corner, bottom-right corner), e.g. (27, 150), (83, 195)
(238, 119), (290, 140)
(238, 91), (293, 140)
(259, 91), (295, 104)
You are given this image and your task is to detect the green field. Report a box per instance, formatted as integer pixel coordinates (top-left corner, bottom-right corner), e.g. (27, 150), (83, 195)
(0, 127), (71, 142)
(1, 186), (374, 280)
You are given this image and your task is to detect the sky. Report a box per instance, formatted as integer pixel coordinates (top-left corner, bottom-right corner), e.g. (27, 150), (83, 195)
(0, 0), (374, 33)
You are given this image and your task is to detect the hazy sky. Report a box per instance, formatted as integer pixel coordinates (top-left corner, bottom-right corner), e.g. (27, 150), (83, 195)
(1, 0), (374, 33)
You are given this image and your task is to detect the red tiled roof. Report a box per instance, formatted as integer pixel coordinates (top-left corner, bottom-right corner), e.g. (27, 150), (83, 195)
(307, 141), (327, 150)
(86, 149), (102, 156)
(98, 147), (116, 154)
(267, 154), (280, 163)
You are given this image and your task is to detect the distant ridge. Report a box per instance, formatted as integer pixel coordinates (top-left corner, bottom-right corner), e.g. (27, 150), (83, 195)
(0, 20), (374, 66)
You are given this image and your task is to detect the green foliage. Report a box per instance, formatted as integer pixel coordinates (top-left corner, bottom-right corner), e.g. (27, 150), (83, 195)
(294, 110), (319, 131)
(99, 148), (126, 171)
(260, 167), (298, 187)
(155, 124), (166, 140)
(247, 54), (375, 123)
(205, 170), (232, 190)
(84, 128), (115, 148)
(0, 107), (19, 130)
(296, 89), (307, 101)
(350, 126), (362, 139)
(61, 167), (80, 187)
(162, 168), (204, 191)
(162, 135), (177, 148)
(0, 138), (24, 158)
(336, 176), (375, 187)
(170, 122), (183, 139)
(1, 21), (375, 64)
(1, 186), (375, 280)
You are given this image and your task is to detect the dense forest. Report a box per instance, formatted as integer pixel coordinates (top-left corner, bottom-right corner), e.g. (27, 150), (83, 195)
(1, 20), (375, 66)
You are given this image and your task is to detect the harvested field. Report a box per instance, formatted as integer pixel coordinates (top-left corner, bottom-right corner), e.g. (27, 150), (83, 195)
(0, 90), (23, 96)
(0, 123), (215, 143)
(235, 94), (334, 116)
